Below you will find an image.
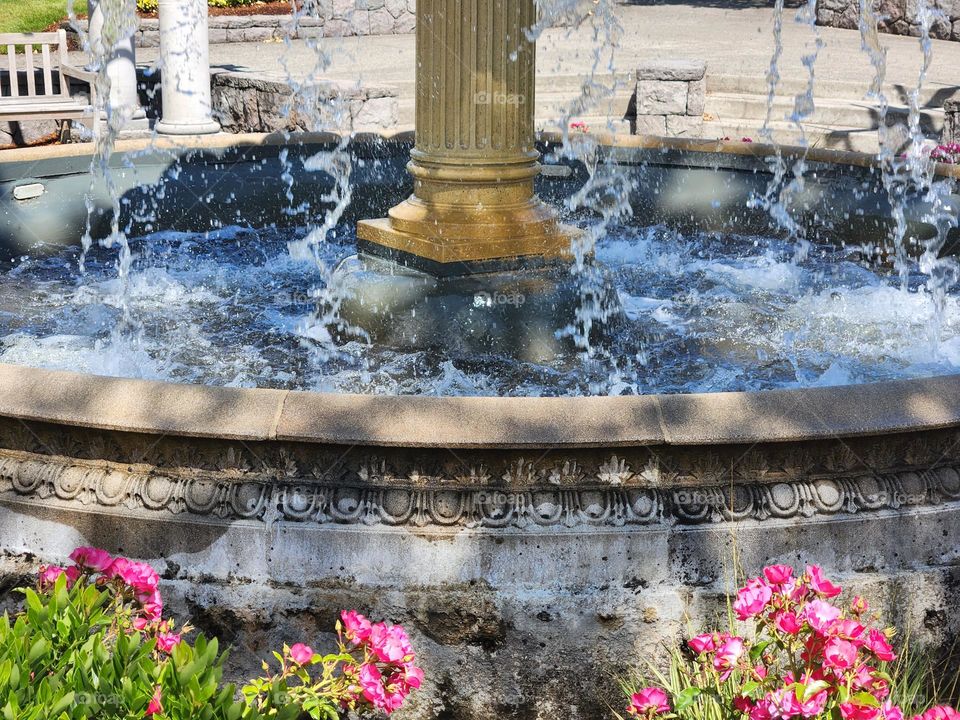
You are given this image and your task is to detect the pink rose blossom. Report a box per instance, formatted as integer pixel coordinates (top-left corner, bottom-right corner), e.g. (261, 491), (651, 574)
(713, 637), (745, 680)
(156, 632), (181, 654)
(734, 578), (773, 620)
(882, 703), (904, 720)
(763, 565), (794, 585)
(342, 610), (373, 644)
(851, 596), (870, 615)
(866, 629), (896, 662)
(38, 565), (73, 590)
(912, 707), (960, 720)
(69, 546), (113, 572)
(774, 611), (802, 635)
(841, 703), (881, 720)
(358, 663), (387, 710)
(735, 697), (755, 714)
(806, 565), (842, 598)
(368, 623), (414, 664)
(289, 642), (314, 665)
(145, 687), (163, 717)
(628, 688), (671, 716)
(823, 637), (858, 670)
(688, 633), (717, 654)
(797, 691), (829, 718)
(804, 599), (841, 635)
(761, 688), (801, 720)
(833, 619), (866, 643)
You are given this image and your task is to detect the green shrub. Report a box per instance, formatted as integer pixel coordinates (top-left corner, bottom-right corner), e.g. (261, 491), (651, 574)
(0, 574), (244, 720)
(0, 549), (423, 720)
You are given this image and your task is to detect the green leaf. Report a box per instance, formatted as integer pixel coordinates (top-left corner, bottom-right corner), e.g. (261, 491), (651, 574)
(851, 693), (881, 708)
(673, 687), (702, 712)
(48, 691), (75, 716)
(27, 637), (48, 664)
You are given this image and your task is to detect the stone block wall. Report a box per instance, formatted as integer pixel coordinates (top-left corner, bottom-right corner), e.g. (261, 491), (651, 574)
(69, 0), (417, 47)
(944, 99), (960, 142)
(627, 59), (706, 138)
(816, 0), (960, 41)
(210, 70), (399, 133)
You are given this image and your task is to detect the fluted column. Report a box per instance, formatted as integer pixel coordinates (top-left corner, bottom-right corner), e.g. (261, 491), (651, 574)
(155, 0), (220, 135)
(357, 0), (574, 274)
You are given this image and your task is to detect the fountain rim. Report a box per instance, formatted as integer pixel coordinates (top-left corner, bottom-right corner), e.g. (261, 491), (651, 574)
(4, 130), (960, 178)
(3, 131), (960, 449)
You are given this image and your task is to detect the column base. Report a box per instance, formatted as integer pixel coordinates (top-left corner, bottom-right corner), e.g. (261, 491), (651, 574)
(331, 254), (623, 363)
(356, 213), (581, 276)
(155, 119), (221, 136)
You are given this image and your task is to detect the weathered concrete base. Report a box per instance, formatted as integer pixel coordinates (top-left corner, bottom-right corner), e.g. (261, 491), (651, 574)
(0, 493), (958, 720)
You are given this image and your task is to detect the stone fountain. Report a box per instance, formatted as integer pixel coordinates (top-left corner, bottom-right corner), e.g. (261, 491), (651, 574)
(0, 1), (959, 718)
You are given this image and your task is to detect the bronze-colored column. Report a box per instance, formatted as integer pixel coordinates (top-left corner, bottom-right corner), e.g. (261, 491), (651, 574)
(357, 0), (575, 273)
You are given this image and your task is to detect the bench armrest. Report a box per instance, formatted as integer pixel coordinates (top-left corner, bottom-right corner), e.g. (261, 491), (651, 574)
(61, 63), (96, 84)
(60, 63), (97, 112)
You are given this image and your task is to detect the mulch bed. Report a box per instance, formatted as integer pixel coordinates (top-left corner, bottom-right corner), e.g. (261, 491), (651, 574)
(42, 2), (294, 33)
(139, 2), (295, 17)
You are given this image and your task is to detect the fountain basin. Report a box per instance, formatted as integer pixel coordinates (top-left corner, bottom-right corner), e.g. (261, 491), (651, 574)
(1, 134), (959, 719)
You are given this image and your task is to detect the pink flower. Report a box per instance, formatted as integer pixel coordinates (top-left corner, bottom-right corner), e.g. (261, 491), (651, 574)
(155, 632), (181, 654)
(341, 610), (373, 645)
(735, 696), (755, 714)
(797, 691), (829, 718)
(913, 709), (960, 720)
(763, 565), (794, 585)
(804, 599), (841, 635)
(628, 688), (671, 716)
(145, 686), (163, 717)
(841, 703), (881, 720)
(833, 619), (866, 643)
(108, 558), (160, 599)
(368, 623), (414, 664)
(823, 637), (858, 670)
(399, 662), (424, 690)
(688, 633), (717, 654)
(851, 596), (870, 615)
(734, 578), (773, 620)
(358, 663), (387, 710)
(289, 642), (314, 665)
(38, 565), (73, 590)
(761, 688), (801, 720)
(882, 703), (903, 720)
(914, 708), (960, 720)
(713, 637), (745, 680)
(806, 565), (842, 598)
(69, 546), (113, 572)
(865, 629), (895, 662)
(774, 611), (802, 635)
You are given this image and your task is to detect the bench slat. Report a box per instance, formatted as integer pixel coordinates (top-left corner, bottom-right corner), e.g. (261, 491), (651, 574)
(41, 44), (52, 95)
(6, 46), (16, 99)
(24, 45), (35, 97)
(0, 32), (62, 45)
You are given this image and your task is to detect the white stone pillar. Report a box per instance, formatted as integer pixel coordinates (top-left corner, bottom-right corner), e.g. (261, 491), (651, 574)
(155, 0), (220, 135)
(87, 0), (145, 123)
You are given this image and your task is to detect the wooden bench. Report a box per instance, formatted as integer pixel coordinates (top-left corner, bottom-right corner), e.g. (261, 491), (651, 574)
(0, 30), (96, 141)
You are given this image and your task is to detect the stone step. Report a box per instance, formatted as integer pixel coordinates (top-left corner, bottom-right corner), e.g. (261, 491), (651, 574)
(708, 73), (960, 107)
(699, 117), (883, 153)
(706, 92), (945, 134)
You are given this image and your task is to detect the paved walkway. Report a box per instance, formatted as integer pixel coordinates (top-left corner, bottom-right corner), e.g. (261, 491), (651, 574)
(121, 3), (960, 147)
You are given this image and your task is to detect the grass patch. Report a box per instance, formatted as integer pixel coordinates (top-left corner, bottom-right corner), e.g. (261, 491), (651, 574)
(0, 0), (87, 35)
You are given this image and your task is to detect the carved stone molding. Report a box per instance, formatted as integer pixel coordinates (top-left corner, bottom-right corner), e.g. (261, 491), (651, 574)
(1, 447), (958, 530)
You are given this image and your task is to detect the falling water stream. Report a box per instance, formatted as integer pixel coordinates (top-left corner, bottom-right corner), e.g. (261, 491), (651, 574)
(1, 0), (959, 395)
